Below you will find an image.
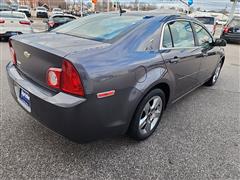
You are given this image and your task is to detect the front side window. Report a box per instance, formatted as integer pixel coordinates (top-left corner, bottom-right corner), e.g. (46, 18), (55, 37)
(193, 23), (213, 46)
(169, 21), (195, 48)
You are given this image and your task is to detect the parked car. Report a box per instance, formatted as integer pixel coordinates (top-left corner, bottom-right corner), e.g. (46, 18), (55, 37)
(195, 16), (217, 35)
(45, 14), (76, 31)
(0, 3), (11, 11)
(7, 13), (226, 142)
(18, 5), (31, 17)
(52, 8), (63, 15)
(10, 4), (19, 11)
(36, 6), (48, 18)
(0, 11), (33, 40)
(221, 16), (240, 44)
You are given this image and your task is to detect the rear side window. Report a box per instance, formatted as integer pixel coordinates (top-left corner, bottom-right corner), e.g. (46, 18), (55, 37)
(169, 21), (195, 48)
(162, 25), (173, 48)
(193, 23), (213, 46)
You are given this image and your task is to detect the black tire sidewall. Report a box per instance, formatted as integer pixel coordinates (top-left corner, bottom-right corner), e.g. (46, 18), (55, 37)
(129, 89), (166, 140)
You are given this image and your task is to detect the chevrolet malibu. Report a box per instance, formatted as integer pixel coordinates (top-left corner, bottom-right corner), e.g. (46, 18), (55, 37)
(7, 13), (226, 142)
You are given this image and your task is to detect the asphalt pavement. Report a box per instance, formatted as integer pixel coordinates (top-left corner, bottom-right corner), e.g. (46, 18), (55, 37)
(0, 30), (240, 179)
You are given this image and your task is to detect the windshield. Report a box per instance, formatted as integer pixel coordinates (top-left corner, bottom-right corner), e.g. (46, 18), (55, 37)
(195, 17), (215, 25)
(0, 12), (25, 19)
(37, 7), (46, 11)
(53, 14), (143, 43)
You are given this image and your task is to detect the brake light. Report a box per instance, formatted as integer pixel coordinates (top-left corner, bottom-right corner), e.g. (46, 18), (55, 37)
(223, 26), (229, 33)
(47, 68), (62, 89)
(48, 21), (55, 27)
(46, 60), (85, 96)
(19, 21), (30, 25)
(0, 18), (5, 24)
(8, 40), (17, 65)
(61, 60), (84, 96)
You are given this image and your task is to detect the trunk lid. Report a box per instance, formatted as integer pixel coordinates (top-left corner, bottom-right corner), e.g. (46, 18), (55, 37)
(11, 32), (109, 89)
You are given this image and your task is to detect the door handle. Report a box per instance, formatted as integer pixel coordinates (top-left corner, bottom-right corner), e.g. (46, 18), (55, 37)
(169, 57), (179, 64)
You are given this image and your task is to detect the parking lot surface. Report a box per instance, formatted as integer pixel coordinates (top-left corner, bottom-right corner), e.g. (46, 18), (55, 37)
(0, 36), (240, 179)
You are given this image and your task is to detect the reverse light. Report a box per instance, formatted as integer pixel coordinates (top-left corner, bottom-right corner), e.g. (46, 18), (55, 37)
(47, 60), (85, 97)
(8, 40), (17, 65)
(47, 68), (62, 89)
(19, 20), (31, 25)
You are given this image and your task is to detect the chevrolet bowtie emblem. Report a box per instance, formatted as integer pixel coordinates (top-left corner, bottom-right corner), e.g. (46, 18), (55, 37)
(24, 51), (31, 59)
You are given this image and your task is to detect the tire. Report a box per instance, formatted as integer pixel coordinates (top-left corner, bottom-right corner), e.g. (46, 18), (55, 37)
(128, 89), (166, 141)
(205, 61), (223, 86)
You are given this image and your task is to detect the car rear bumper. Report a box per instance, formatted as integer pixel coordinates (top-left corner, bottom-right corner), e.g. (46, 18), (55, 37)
(6, 63), (138, 142)
(221, 34), (240, 44)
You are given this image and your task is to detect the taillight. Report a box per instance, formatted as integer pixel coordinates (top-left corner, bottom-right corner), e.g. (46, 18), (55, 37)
(48, 21), (55, 27)
(0, 18), (5, 24)
(223, 26), (229, 33)
(19, 21), (30, 25)
(8, 40), (17, 65)
(47, 68), (62, 89)
(46, 60), (85, 96)
(61, 60), (84, 96)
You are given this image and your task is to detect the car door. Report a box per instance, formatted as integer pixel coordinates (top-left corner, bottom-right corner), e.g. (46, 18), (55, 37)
(192, 22), (219, 83)
(160, 20), (203, 99)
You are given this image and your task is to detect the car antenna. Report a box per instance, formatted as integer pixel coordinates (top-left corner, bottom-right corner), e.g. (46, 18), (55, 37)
(118, 3), (126, 16)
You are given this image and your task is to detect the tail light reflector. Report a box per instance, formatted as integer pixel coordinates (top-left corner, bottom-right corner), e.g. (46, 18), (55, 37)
(0, 18), (5, 24)
(8, 40), (17, 65)
(19, 21), (31, 25)
(46, 60), (85, 97)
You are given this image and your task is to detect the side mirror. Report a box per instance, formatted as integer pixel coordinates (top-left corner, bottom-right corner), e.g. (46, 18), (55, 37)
(30, 20), (34, 23)
(42, 19), (48, 23)
(213, 38), (227, 47)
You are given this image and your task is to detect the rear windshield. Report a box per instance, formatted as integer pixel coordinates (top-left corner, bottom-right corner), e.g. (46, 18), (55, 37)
(53, 14), (143, 43)
(0, 12), (25, 19)
(19, 6), (28, 10)
(195, 17), (215, 25)
(53, 16), (76, 23)
(229, 18), (240, 27)
(53, 8), (61, 11)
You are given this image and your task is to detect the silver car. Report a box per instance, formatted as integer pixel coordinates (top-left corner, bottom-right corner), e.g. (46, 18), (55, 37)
(0, 11), (33, 40)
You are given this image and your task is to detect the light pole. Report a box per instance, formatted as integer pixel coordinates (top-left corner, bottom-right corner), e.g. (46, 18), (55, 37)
(228, 0), (239, 24)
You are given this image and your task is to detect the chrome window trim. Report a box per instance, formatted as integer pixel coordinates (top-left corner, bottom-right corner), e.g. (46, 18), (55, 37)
(159, 19), (214, 50)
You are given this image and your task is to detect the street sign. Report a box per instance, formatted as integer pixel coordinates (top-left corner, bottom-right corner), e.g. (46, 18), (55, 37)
(188, 0), (193, 6)
(92, 0), (97, 5)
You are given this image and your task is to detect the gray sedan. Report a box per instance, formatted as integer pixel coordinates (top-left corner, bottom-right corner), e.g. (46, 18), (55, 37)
(6, 13), (226, 142)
